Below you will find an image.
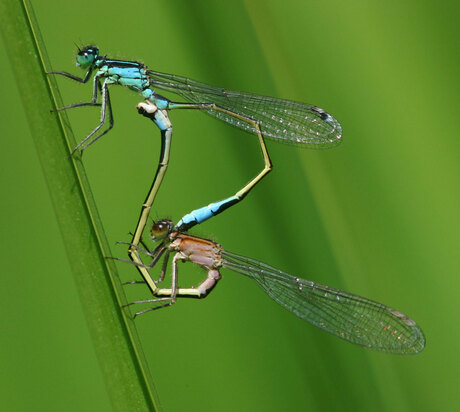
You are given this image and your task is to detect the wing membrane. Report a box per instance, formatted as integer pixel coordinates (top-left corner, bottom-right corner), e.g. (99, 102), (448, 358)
(148, 70), (342, 148)
(222, 250), (425, 354)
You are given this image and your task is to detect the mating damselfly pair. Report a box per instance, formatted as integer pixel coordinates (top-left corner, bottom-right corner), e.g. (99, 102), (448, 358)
(49, 46), (425, 354)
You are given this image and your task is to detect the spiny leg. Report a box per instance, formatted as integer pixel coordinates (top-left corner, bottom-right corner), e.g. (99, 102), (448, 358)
(116, 240), (155, 258)
(47, 67), (94, 84)
(127, 252), (178, 317)
(49, 69), (116, 155)
(72, 80), (115, 154)
(111, 244), (168, 272)
(120, 249), (168, 286)
(124, 296), (174, 317)
(53, 73), (101, 113)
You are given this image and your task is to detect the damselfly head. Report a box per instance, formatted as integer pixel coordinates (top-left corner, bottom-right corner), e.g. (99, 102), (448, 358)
(151, 219), (174, 241)
(76, 45), (99, 69)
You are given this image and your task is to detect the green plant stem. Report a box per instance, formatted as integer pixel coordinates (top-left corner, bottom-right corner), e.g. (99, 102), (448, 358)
(0, 1), (160, 410)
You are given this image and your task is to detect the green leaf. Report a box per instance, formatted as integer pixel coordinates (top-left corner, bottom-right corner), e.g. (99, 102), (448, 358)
(0, 1), (160, 410)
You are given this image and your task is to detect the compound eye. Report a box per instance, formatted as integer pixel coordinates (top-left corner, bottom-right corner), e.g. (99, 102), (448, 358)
(151, 219), (173, 240)
(76, 45), (99, 69)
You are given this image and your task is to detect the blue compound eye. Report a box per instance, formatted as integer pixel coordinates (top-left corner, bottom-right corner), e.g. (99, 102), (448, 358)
(76, 45), (99, 69)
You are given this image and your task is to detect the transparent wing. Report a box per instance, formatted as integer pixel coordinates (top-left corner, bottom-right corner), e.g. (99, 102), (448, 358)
(222, 250), (425, 354)
(147, 70), (342, 148)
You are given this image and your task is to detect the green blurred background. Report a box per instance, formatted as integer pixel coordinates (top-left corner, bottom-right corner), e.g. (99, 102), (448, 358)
(1, 0), (459, 411)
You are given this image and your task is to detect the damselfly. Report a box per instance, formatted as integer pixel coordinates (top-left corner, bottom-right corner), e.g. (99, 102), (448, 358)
(49, 46), (342, 241)
(119, 219), (425, 355)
